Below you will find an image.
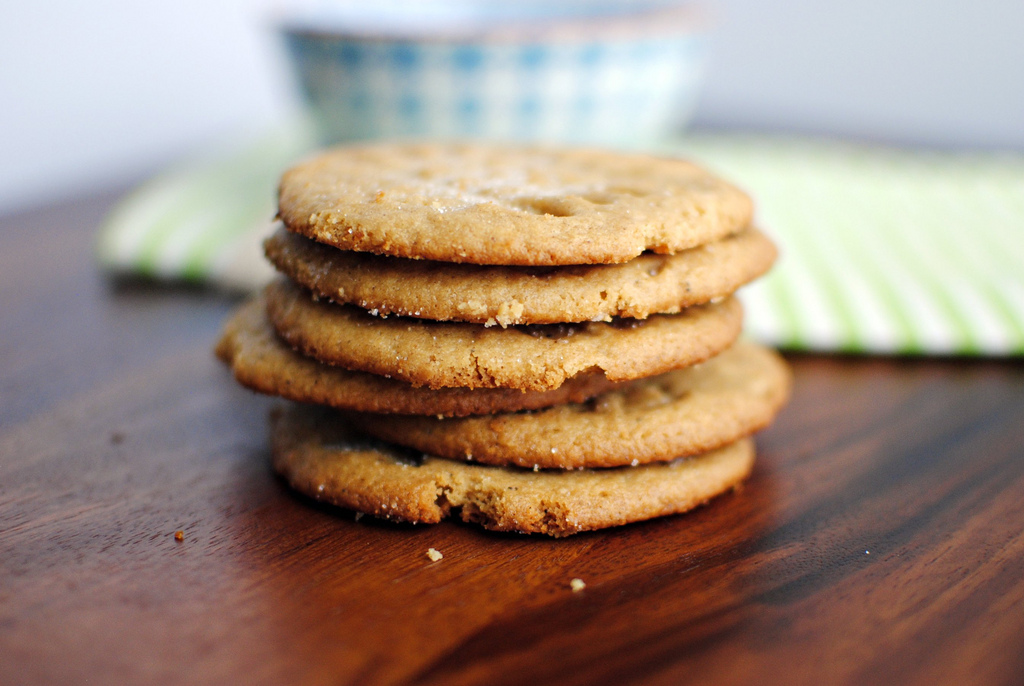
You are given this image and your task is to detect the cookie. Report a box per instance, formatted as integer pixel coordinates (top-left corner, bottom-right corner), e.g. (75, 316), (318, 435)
(353, 342), (790, 469)
(264, 279), (743, 391)
(216, 298), (618, 416)
(265, 225), (776, 326)
(271, 404), (755, 537)
(277, 142), (753, 266)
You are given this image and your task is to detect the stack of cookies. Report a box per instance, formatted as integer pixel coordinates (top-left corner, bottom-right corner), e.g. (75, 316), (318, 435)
(216, 143), (790, 536)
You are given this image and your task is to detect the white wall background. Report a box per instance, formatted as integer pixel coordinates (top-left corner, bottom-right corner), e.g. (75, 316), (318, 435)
(2, 0), (1023, 214)
(1, 0), (293, 213)
(695, 0), (1024, 149)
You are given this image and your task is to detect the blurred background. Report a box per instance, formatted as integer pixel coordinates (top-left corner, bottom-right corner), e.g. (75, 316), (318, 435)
(2, 0), (1022, 214)
(4, 0), (1023, 357)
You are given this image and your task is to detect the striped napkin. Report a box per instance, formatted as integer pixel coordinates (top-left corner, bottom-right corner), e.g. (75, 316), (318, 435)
(98, 132), (1024, 356)
(98, 126), (314, 291)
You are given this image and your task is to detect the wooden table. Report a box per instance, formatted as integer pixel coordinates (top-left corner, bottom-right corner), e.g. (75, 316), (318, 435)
(2, 191), (1023, 686)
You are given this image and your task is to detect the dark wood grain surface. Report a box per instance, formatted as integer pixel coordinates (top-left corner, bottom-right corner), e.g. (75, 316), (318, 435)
(2, 192), (1023, 686)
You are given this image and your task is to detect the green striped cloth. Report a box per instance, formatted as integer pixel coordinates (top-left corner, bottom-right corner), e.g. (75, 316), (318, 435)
(98, 131), (1024, 356)
(98, 126), (314, 290)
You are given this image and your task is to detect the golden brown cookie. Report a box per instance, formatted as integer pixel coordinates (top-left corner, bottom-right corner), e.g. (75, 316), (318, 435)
(264, 225), (776, 326)
(264, 279), (743, 392)
(354, 342), (790, 468)
(216, 298), (618, 416)
(277, 142), (753, 266)
(271, 404), (755, 537)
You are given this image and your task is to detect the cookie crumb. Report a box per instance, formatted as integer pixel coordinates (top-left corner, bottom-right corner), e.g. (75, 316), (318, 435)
(110, 432), (125, 445)
(570, 578), (586, 592)
(426, 548), (443, 562)
(174, 530), (184, 542)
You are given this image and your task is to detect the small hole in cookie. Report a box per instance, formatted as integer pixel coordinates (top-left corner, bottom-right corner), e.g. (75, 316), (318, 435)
(512, 196), (574, 217)
(606, 186), (648, 198)
(581, 192), (614, 205)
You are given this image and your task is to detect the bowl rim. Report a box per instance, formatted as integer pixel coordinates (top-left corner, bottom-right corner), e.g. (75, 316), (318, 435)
(276, 4), (710, 44)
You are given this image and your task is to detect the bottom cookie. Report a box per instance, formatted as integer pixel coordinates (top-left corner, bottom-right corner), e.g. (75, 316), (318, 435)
(271, 404), (755, 537)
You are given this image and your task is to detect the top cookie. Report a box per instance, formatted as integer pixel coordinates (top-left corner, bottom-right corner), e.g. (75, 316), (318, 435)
(278, 142), (753, 266)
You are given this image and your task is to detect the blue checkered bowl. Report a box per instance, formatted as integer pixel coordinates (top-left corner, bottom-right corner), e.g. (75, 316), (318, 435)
(279, 2), (709, 146)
